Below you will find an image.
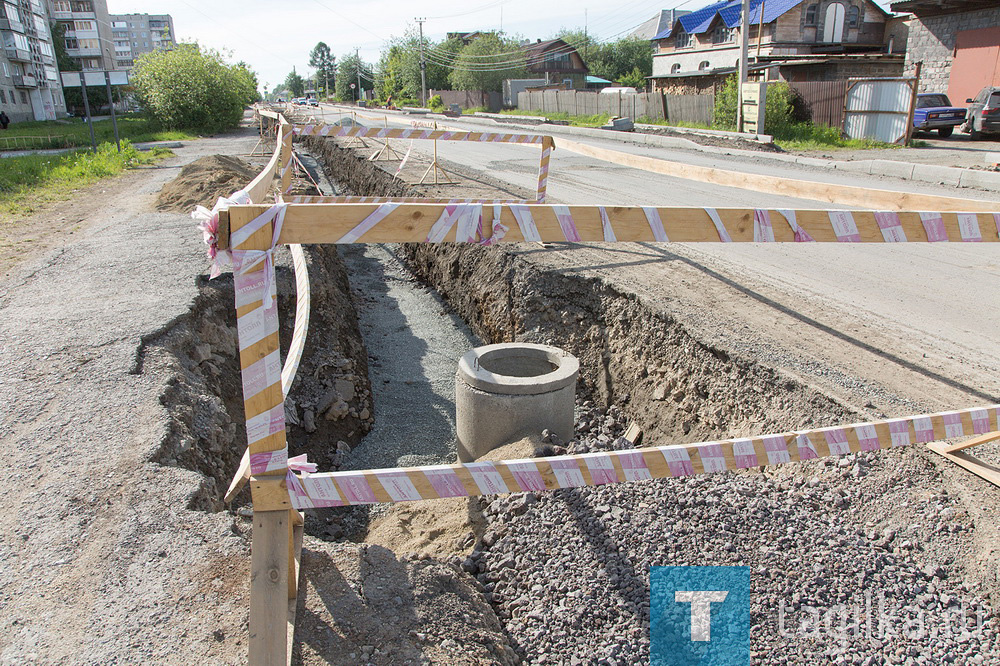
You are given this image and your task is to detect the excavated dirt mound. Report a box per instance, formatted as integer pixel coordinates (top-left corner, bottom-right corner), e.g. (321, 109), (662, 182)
(155, 155), (259, 212)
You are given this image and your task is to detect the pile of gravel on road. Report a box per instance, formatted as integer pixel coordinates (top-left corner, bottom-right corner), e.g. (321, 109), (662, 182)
(460, 404), (998, 665)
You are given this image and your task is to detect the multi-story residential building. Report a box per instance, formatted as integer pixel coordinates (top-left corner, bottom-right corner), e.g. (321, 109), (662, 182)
(47, 0), (115, 71)
(1, 0), (67, 121)
(108, 12), (173, 69)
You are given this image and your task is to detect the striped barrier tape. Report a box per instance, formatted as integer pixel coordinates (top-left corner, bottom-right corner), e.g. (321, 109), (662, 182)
(291, 123), (548, 145)
(285, 195), (530, 204)
(280, 405), (1000, 508)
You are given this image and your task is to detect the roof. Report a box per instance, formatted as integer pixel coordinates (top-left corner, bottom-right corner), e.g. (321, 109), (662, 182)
(524, 38), (589, 74)
(890, 0), (997, 14)
(586, 75), (613, 84)
(524, 38), (574, 58)
(630, 9), (691, 40)
(651, 0), (811, 40)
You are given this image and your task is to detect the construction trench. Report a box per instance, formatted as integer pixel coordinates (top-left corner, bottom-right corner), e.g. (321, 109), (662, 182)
(148, 131), (999, 664)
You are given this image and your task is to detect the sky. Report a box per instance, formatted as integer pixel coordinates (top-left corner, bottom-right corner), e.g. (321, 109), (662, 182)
(108, 0), (897, 92)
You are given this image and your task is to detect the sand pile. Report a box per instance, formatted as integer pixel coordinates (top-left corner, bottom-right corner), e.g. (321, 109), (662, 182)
(155, 154), (258, 212)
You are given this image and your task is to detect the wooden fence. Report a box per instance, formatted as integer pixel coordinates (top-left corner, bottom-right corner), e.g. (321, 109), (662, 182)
(786, 80), (849, 129)
(516, 90), (715, 126)
(428, 89), (503, 113)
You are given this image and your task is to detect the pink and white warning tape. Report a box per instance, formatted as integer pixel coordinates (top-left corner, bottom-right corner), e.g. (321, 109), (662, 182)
(291, 123), (547, 145)
(274, 404), (1000, 508)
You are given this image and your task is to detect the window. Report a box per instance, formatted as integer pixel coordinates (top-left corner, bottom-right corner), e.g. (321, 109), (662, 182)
(670, 63), (681, 74)
(45, 65), (57, 81)
(141, 31), (147, 37)
(4, 3), (20, 24)
(805, 4), (818, 26)
(675, 30), (692, 48)
(73, 20), (95, 31)
(823, 3), (846, 42)
(1, 61), (6, 76)
(0, 89), (6, 104)
(847, 5), (859, 28)
(712, 25), (736, 44)
(65, 38), (78, 49)
(698, 61), (710, 70)
(52, 0), (71, 12)
(916, 94), (950, 108)
(20, 90), (27, 104)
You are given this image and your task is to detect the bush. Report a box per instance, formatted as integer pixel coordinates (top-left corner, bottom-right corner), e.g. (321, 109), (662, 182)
(130, 44), (258, 133)
(713, 75), (811, 135)
(428, 95), (444, 111)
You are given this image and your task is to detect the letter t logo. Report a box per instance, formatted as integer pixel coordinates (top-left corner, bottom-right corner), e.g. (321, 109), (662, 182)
(675, 590), (729, 641)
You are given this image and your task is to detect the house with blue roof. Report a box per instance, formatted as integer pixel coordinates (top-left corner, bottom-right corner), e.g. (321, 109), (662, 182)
(649, 0), (907, 94)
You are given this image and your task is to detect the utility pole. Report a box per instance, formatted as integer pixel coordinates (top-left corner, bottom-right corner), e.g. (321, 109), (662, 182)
(417, 17), (427, 107)
(737, 0), (750, 132)
(356, 47), (362, 102)
(584, 9), (588, 61)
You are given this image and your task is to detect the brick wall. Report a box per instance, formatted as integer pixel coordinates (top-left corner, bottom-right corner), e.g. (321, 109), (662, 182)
(904, 7), (1000, 92)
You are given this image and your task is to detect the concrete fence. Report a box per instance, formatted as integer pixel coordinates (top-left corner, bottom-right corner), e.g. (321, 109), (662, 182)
(516, 89), (715, 125)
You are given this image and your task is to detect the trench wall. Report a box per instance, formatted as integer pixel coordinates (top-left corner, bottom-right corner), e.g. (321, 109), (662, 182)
(304, 133), (859, 445)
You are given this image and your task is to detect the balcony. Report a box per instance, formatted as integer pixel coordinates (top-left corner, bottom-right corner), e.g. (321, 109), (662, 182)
(51, 11), (97, 20)
(66, 46), (101, 57)
(4, 46), (31, 61)
(12, 73), (37, 88)
(0, 18), (25, 33)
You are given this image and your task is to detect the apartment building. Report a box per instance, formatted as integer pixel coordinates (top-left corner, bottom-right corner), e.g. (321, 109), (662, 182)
(109, 12), (173, 69)
(1, 0), (66, 121)
(47, 0), (115, 71)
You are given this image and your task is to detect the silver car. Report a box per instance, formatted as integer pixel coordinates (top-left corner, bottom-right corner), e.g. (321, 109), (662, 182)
(964, 86), (1000, 140)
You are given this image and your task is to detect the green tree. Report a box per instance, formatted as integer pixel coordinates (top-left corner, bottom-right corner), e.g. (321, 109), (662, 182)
(285, 69), (305, 97)
(448, 33), (529, 92)
(557, 31), (652, 87)
(235, 61), (262, 102)
(309, 42), (336, 97)
(335, 53), (373, 101)
(130, 43), (256, 132)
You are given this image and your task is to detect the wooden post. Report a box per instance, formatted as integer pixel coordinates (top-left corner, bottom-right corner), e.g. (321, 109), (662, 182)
(250, 509), (290, 666)
(536, 137), (553, 203)
(904, 61), (922, 146)
(228, 196), (295, 665)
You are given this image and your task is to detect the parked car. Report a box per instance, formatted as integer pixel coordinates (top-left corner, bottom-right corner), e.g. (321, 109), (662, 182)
(964, 86), (1000, 140)
(912, 93), (966, 138)
(307, 98), (319, 107)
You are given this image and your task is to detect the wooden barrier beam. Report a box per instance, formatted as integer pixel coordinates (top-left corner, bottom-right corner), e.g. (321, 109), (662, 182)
(220, 204), (1000, 248)
(555, 137), (1000, 213)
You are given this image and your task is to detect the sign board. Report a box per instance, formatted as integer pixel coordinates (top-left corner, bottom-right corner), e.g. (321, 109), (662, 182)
(740, 82), (766, 135)
(60, 71), (130, 87)
(349, 83), (356, 89)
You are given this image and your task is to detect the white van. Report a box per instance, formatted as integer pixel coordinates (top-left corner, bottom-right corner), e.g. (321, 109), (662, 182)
(600, 86), (638, 95)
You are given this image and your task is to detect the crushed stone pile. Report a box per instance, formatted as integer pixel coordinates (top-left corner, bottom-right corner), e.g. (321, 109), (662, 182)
(155, 154), (258, 212)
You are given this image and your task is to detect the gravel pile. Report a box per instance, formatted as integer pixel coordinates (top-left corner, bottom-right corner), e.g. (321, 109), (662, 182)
(461, 404), (998, 665)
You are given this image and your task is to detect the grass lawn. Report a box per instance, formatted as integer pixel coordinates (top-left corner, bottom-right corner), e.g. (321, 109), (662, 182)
(0, 140), (172, 218)
(501, 108), (902, 150)
(500, 109), (612, 128)
(0, 115), (196, 150)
